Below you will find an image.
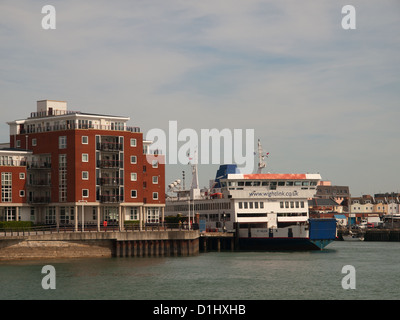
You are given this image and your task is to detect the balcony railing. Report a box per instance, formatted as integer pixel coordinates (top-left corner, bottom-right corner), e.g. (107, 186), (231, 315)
(97, 177), (124, 186)
(27, 196), (51, 204)
(96, 142), (123, 152)
(97, 160), (123, 169)
(27, 162), (51, 170)
(19, 122), (140, 134)
(100, 195), (123, 203)
(27, 180), (51, 187)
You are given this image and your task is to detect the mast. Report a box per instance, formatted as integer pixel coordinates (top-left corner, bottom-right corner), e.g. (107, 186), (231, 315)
(257, 139), (268, 173)
(190, 149), (199, 190)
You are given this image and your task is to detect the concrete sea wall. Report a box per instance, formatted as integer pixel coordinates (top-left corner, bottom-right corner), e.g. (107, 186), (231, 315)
(0, 231), (200, 260)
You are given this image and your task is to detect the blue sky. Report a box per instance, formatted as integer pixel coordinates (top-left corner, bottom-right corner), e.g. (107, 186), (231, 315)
(1, 1), (399, 196)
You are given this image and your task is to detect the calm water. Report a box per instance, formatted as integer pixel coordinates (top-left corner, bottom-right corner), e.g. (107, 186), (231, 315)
(1, 241), (400, 300)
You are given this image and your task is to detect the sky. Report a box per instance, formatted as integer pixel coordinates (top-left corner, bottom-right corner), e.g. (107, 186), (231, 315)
(0, 1), (399, 196)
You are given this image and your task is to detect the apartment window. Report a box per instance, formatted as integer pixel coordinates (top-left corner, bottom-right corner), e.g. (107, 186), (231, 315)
(280, 201), (284, 208)
(59, 154), (67, 202)
(59, 136), (67, 149)
(82, 136), (88, 144)
(19, 173), (25, 180)
(152, 160), (158, 168)
(131, 190), (137, 198)
(244, 202), (248, 209)
(152, 176), (158, 184)
(82, 171), (89, 180)
(130, 156), (137, 164)
(82, 189), (89, 198)
(130, 138), (137, 147)
(32, 138), (37, 146)
(152, 192), (158, 200)
(16, 140), (21, 148)
(1, 172), (12, 202)
(130, 207), (138, 220)
(82, 154), (89, 162)
(260, 202), (264, 209)
(238, 202), (243, 209)
(131, 172), (137, 181)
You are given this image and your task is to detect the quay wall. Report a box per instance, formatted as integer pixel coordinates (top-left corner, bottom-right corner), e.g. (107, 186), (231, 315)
(0, 231), (200, 260)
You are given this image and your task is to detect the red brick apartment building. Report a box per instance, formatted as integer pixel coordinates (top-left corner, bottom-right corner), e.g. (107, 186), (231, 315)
(0, 100), (165, 230)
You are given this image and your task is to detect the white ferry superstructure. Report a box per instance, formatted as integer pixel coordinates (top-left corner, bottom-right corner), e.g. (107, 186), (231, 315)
(165, 141), (337, 250)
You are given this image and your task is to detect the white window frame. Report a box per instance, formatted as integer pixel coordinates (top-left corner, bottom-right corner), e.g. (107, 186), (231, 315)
(130, 156), (137, 164)
(152, 192), (158, 200)
(82, 136), (88, 144)
(82, 189), (89, 198)
(59, 136), (67, 149)
(131, 172), (137, 181)
(82, 154), (89, 162)
(82, 171), (89, 180)
(152, 176), (158, 184)
(130, 138), (137, 147)
(131, 190), (137, 198)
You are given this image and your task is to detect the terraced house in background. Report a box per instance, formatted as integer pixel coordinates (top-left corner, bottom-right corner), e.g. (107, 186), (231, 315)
(0, 100), (165, 230)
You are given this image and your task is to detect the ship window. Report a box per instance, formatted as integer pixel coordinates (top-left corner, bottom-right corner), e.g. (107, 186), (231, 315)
(302, 181), (309, 186)
(310, 181), (317, 186)
(249, 202), (253, 209)
(280, 202), (284, 208)
(245, 181), (252, 186)
(238, 202), (242, 209)
(286, 181), (294, 186)
(290, 201), (294, 208)
(238, 181), (244, 186)
(278, 181), (285, 186)
(255, 202), (259, 209)
(301, 201), (305, 208)
(285, 201), (289, 208)
(244, 202), (248, 209)
(260, 202), (264, 209)
(294, 181), (302, 186)
(296, 201), (299, 208)
(253, 181), (260, 186)
(262, 181), (268, 186)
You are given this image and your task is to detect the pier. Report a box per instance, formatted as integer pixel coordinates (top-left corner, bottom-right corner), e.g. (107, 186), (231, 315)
(364, 229), (400, 241)
(200, 232), (235, 252)
(0, 228), (200, 260)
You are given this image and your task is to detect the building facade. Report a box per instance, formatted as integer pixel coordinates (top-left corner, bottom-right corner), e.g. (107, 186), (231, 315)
(0, 100), (165, 230)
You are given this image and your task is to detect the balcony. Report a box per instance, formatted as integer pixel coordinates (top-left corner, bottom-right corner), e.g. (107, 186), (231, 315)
(27, 180), (51, 188)
(100, 195), (123, 203)
(27, 196), (51, 204)
(97, 160), (123, 169)
(97, 177), (123, 186)
(26, 161), (51, 170)
(96, 142), (123, 152)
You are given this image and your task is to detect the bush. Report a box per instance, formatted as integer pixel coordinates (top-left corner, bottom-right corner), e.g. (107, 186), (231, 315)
(0, 221), (34, 230)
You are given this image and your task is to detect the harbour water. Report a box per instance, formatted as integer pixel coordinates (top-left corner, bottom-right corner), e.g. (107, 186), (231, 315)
(1, 241), (400, 300)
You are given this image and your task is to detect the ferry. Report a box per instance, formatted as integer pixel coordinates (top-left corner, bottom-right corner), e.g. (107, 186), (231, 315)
(165, 140), (337, 250)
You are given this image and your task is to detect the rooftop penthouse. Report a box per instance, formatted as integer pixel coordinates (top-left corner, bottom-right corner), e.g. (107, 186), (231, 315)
(8, 100), (140, 136)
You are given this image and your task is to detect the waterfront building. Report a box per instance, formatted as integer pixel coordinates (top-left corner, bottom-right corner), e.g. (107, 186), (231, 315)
(0, 100), (165, 229)
(315, 181), (349, 205)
